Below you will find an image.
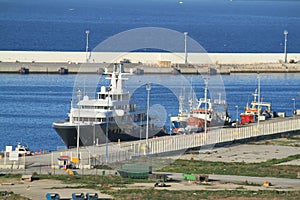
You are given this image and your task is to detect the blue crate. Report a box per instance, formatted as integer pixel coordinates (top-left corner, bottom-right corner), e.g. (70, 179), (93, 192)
(45, 193), (60, 200)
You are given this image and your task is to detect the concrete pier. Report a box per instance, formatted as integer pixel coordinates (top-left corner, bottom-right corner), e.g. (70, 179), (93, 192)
(1, 51), (300, 74)
(0, 116), (297, 170)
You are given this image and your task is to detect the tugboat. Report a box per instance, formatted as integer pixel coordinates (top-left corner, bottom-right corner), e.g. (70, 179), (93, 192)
(53, 63), (166, 148)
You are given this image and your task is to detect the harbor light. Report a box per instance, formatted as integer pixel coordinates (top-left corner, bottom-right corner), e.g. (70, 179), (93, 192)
(85, 30), (90, 63)
(76, 88), (81, 160)
(146, 83), (151, 144)
(184, 32), (188, 65)
(284, 30), (288, 63)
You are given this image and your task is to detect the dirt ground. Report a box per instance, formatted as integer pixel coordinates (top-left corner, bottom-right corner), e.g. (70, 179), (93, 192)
(1, 175), (299, 200)
(179, 143), (300, 164)
(126, 181), (297, 191)
(0, 179), (112, 200)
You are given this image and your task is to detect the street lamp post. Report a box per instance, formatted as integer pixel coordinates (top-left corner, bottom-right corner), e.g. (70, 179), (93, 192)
(146, 83), (151, 144)
(93, 122), (95, 155)
(76, 89), (81, 160)
(257, 75), (261, 128)
(105, 86), (111, 163)
(85, 30), (90, 63)
(204, 79), (208, 135)
(184, 32), (188, 65)
(235, 105), (239, 128)
(292, 98), (296, 115)
(139, 114), (142, 140)
(168, 114), (172, 136)
(284, 30), (288, 63)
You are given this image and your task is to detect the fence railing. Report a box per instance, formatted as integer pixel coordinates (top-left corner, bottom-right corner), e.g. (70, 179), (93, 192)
(3, 117), (299, 169)
(97, 117), (300, 164)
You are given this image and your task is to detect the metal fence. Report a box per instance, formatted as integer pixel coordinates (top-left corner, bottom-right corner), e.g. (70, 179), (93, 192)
(2, 117), (299, 170)
(99, 117), (300, 163)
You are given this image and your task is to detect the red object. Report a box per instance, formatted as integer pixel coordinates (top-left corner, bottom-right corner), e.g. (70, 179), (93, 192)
(240, 114), (255, 124)
(173, 128), (179, 133)
(187, 117), (204, 128)
(59, 156), (70, 160)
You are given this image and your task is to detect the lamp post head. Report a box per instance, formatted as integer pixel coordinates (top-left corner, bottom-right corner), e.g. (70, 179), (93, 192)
(184, 32), (188, 36)
(284, 30), (288, 35)
(85, 30), (90, 35)
(146, 83), (151, 91)
(77, 88), (81, 96)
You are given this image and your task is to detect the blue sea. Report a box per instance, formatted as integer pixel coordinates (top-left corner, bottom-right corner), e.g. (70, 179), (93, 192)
(0, 0), (299, 52)
(0, 73), (300, 151)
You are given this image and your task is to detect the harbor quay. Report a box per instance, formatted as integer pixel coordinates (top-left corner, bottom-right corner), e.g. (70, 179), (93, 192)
(1, 51), (300, 74)
(1, 115), (300, 172)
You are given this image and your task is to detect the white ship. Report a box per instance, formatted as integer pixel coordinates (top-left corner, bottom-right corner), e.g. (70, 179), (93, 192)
(53, 63), (166, 148)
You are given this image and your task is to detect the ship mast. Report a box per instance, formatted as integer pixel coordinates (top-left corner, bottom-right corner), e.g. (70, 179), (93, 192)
(257, 75), (261, 127)
(179, 88), (185, 116)
(204, 78), (208, 135)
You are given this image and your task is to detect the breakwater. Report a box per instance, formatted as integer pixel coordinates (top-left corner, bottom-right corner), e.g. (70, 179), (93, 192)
(1, 51), (300, 74)
(2, 62), (300, 74)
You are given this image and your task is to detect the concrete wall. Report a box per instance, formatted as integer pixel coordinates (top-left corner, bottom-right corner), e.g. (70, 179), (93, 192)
(1, 51), (300, 65)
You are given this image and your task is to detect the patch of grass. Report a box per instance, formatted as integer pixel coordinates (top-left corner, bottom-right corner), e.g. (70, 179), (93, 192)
(0, 173), (22, 183)
(159, 155), (300, 179)
(34, 174), (153, 190)
(93, 165), (113, 170)
(0, 173), (22, 179)
(264, 154), (300, 165)
(238, 180), (261, 187)
(0, 191), (30, 200)
(105, 189), (300, 200)
(287, 135), (300, 141)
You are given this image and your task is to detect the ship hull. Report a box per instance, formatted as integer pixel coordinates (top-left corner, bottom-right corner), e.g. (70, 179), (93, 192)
(53, 120), (166, 149)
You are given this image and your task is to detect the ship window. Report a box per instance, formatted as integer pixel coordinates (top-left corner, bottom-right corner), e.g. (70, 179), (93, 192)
(100, 94), (105, 99)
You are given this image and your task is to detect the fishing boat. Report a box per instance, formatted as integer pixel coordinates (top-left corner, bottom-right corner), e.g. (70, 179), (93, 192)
(53, 63), (166, 148)
(240, 77), (275, 124)
(171, 81), (231, 134)
(240, 91), (273, 124)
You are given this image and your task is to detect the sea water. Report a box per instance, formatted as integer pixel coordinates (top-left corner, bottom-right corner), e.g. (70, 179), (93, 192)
(0, 0), (299, 52)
